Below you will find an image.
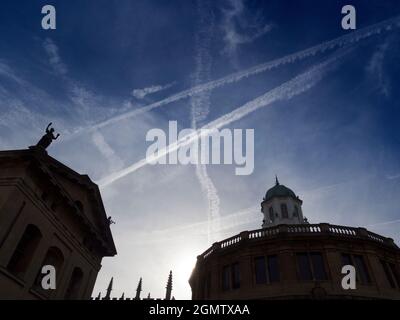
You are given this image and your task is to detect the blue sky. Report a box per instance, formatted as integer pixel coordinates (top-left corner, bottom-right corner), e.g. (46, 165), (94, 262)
(1, 0), (400, 299)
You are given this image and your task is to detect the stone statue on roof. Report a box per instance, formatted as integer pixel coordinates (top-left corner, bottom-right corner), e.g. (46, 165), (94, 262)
(36, 122), (60, 149)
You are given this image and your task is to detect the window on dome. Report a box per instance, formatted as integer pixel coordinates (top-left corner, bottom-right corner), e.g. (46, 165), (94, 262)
(281, 204), (288, 219)
(268, 207), (274, 221)
(294, 205), (299, 217)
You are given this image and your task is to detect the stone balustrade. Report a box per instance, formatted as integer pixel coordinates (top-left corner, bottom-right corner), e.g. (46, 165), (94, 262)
(198, 223), (397, 260)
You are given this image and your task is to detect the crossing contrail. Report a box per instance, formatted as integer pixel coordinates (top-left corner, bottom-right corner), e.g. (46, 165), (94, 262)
(191, 0), (221, 244)
(66, 15), (400, 141)
(97, 47), (352, 187)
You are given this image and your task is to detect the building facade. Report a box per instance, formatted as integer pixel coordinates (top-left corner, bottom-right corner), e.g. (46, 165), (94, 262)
(189, 179), (400, 299)
(0, 147), (116, 299)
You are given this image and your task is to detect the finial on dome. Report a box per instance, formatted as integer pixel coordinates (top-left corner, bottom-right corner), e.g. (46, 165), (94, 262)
(275, 175), (280, 186)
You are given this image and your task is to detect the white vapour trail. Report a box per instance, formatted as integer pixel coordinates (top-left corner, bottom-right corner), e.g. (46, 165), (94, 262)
(387, 173), (400, 180)
(91, 131), (124, 171)
(66, 15), (400, 140)
(366, 219), (400, 227)
(97, 47), (351, 187)
(126, 172), (400, 243)
(131, 206), (400, 245)
(131, 205), (259, 245)
(191, 0), (221, 243)
(196, 164), (221, 242)
(132, 82), (176, 100)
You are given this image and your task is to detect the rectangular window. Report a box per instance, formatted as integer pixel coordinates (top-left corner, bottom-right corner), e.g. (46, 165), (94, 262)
(267, 255), (280, 282)
(297, 253), (312, 281)
(310, 253), (327, 280)
(381, 260), (396, 288)
(281, 204), (288, 219)
(353, 255), (371, 284)
(232, 263), (240, 289)
(222, 265), (230, 291)
(255, 257), (267, 284)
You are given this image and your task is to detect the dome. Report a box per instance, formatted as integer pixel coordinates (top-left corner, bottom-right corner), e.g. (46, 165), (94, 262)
(264, 177), (297, 201)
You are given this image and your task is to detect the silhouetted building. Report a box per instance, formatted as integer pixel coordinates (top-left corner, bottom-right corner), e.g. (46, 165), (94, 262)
(189, 178), (400, 299)
(0, 147), (116, 299)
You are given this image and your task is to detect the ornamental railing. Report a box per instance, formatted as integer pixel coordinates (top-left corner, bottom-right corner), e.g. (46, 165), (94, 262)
(199, 223), (397, 260)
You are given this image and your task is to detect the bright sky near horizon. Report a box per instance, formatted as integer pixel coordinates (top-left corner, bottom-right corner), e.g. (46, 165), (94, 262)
(1, 0), (400, 299)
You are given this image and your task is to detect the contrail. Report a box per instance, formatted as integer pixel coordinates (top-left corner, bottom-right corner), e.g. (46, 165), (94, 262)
(97, 47), (352, 187)
(130, 207), (400, 245)
(129, 205), (259, 245)
(92, 131), (124, 172)
(66, 14), (400, 140)
(196, 164), (221, 242)
(366, 219), (400, 227)
(387, 173), (400, 180)
(126, 173), (400, 243)
(139, 175), (367, 239)
(191, 0), (221, 244)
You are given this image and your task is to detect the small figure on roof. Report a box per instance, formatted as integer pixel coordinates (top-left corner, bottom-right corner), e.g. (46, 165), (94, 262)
(107, 216), (115, 225)
(36, 122), (60, 150)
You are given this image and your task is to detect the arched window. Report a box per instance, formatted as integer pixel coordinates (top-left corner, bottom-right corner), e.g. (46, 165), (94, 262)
(268, 207), (274, 221)
(64, 267), (84, 299)
(34, 246), (64, 290)
(281, 204), (288, 219)
(7, 224), (42, 278)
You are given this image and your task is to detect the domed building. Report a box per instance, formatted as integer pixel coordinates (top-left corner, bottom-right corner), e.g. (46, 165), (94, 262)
(261, 177), (306, 228)
(189, 178), (400, 300)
